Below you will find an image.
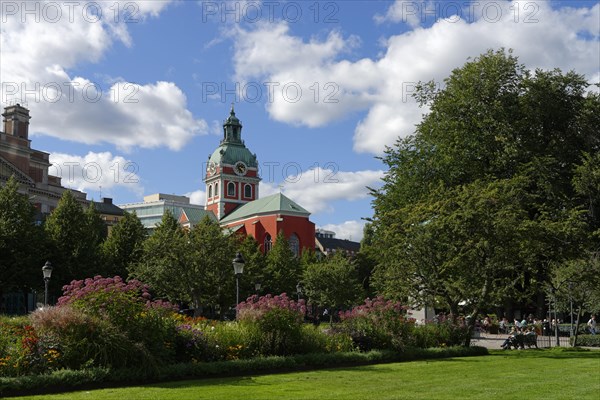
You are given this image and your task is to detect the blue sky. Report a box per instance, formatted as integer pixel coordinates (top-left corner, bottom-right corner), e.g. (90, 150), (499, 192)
(1, 0), (598, 240)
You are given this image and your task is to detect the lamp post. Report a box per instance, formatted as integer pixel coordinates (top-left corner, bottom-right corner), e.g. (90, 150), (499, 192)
(255, 282), (261, 295)
(232, 252), (245, 319)
(42, 261), (53, 306)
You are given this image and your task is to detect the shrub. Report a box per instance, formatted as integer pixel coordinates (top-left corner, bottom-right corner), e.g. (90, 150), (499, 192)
(298, 325), (355, 354)
(237, 293), (305, 322)
(56, 276), (179, 366)
(571, 335), (600, 347)
(412, 317), (470, 348)
(337, 297), (413, 351)
(202, 321), (262, 361)
(30, 306), (148, 370)
(236, 294), (306, 356)
(0, 319), (40, 376)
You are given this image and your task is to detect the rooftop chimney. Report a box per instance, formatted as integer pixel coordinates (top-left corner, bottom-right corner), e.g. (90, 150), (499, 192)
(2, 104), (31, 140)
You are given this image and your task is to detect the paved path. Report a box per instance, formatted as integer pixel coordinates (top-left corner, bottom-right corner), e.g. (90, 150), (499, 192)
(469, 333), (571, 349)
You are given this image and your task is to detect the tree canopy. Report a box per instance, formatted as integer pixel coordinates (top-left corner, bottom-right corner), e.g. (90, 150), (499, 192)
(370, 49), (599, 319)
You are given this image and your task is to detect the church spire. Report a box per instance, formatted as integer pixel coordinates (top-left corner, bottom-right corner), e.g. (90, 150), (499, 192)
(222, 104), (242, 144)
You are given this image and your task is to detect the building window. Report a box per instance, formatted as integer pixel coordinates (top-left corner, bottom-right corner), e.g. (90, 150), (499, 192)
(227, 182), (235, 197)
(214, 182), (218, 196)
(264, 233), (272, 254)
(289, 233), (300, 257)
(208, 184), (213, 198)
(244, 184), (252, 198)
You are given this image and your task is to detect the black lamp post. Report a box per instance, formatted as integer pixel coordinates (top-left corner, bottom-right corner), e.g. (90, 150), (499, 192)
(255, 282), (261, 295)
(42, 261), (53, 306)
(232, 252), (245, 319)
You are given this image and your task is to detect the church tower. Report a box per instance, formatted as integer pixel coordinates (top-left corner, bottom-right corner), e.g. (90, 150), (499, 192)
(205, 105), (260, 220)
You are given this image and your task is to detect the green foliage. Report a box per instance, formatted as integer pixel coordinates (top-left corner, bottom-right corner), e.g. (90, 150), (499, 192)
(133, 214), (237, 315)
(549, 252), (600, 314)
(103, 211), (147, 278)
(337, 297), (414, 352)
(0, 176), (46, 299)
(186, 216), (237, 313)
(264, 232), (301, 295)
(412, 320), (471, 348)
(44, 191), (105, 295)
(131, 211), (188, 304)
(236, 235), (266, 299)
(29, 305), (141, 370)
(254, 307), (304, 356)
(0, 347), (489, 397)
(303, 253), (364, 313)
(572, 335), (600, 347)
(370, 49), (599, 318)
(47, 276), (179, 370)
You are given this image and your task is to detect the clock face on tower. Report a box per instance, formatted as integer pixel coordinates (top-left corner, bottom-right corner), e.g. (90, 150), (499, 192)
(207, 162), (216, 176)
(234, 161), (247, 176)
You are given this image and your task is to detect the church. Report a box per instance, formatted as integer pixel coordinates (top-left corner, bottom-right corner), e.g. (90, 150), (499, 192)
(204, 106), (315, 256)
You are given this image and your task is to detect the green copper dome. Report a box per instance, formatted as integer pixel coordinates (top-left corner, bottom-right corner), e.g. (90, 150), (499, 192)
(208, 105), (258, 168)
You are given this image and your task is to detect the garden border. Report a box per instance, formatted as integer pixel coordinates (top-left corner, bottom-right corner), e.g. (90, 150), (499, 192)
(0, 346), (488, 397)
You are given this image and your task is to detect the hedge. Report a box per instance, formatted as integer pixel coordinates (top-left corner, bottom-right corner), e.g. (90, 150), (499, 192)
(0, 346), (488, 397)
(571, 335), (600, 347)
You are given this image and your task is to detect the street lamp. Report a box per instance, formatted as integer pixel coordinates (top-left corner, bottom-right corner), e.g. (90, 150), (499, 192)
(42, 261), (53, 306)
(232, 252), (245, 319)
(255, 282), (261, 295)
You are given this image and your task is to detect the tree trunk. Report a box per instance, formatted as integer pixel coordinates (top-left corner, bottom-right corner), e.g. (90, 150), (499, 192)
(572, 307), (582, 347)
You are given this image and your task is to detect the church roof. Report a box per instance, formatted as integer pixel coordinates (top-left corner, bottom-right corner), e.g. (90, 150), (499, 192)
(207, 105), (258, 168)
(208, 143), (257, 168)
(220, 193), (310, 223)
(180, 207), (217, 225)
(316, 236), (361, 253)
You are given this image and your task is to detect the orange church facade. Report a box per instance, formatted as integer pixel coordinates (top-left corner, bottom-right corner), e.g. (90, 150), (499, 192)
(205, 107), (315, 255)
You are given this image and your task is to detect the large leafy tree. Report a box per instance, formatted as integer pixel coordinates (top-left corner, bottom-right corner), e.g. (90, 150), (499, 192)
(44, 190), (106, 295)
(186, 216), (237, 314)
(132, 211), (189, 305)
(236, 235), (266, 300)
(0, 176), (46, 310)
(303, 253), (364, 318)
(134, 214), (237, 316)
(103, 211), (147, 277)
(370, 49), (598, 319)
(264, 232), (301, 296)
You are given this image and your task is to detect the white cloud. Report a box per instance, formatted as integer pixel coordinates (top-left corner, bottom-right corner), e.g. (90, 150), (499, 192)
(186, 189), (206, 206)
(260, 167), (383, 214)
(0, 0), (207, 151)
(49, 151), (143, 195)
(319, 220), (366, 242)
(231, 1), (600, 154)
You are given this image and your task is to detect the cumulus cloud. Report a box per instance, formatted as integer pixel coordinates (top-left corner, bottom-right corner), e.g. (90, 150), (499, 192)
(319, 220), (366, 242)
(49, 151), (143, 195)
(186, 189), (207, 206)
(0, 0), (207, 151)
(231, 1), (600, 154)
(260, 167), (383, 214)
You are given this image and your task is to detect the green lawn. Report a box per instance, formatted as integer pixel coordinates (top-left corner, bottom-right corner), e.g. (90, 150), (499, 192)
(12, 348), (600, 400)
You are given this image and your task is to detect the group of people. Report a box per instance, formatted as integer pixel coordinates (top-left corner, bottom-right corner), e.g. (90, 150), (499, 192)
(500, 325), (538, 349)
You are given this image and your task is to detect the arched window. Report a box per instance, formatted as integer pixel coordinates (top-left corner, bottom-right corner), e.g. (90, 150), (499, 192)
(208, 184), (213, 198)
(227, 182), (236, 197)
(214, 182), (219, 197)
(264, 233), (272, 254)
(244, 184), (252, 198)
(289, 233), (300, 257)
